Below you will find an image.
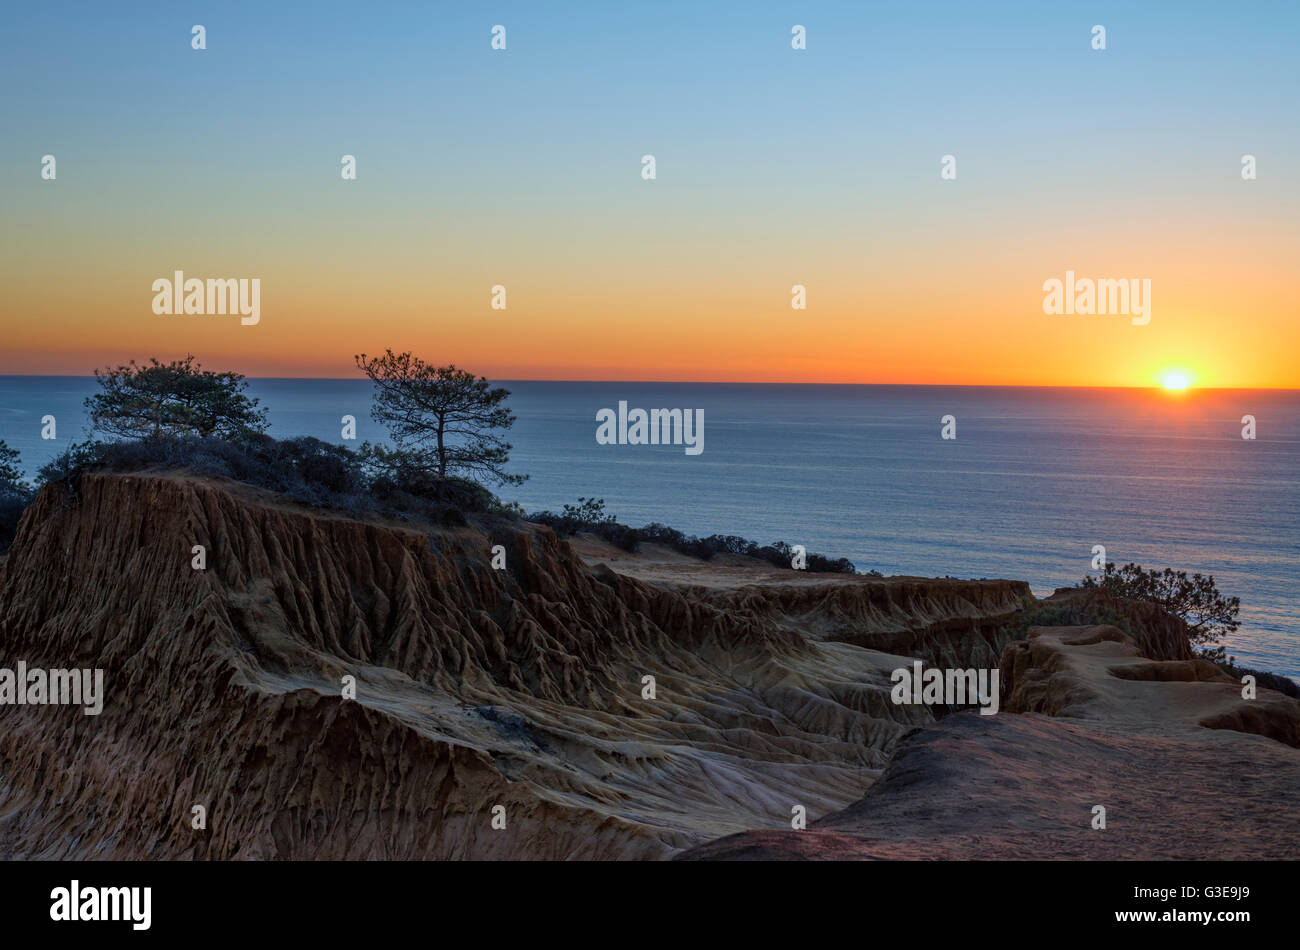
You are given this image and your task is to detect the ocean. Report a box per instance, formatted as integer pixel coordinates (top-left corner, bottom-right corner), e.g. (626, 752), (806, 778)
(2, 377), (1296, 679)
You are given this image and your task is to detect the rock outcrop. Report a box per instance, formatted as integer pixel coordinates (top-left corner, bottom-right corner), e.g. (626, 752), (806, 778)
(5, 472), (1292, 862)
(0, 473), (1031, 860)
(681, 624), (1300, 860)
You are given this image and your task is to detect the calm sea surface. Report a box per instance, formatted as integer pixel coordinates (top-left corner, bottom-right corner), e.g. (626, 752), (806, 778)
(2, 378), (1296, 678)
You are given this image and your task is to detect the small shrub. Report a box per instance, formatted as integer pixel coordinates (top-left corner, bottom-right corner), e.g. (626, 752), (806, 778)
(25, 433), (506, 527)
(528, 500), (858, 573)
(0, 441), (35, 554)
(1005, 602), (1135, 639)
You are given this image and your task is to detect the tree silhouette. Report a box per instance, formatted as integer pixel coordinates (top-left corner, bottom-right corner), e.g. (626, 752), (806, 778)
(355, 349), (525, 502)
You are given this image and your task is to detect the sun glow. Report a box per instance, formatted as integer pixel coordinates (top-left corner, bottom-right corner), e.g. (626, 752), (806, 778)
(1161, 371), (1193, 391)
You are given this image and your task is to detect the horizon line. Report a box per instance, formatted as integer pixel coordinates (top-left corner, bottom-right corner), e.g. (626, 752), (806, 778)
(0, 374), (1295, 392)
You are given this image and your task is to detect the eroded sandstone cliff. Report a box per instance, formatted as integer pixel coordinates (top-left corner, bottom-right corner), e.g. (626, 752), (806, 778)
(0, 473), (1033, 859)
(682, 622), (1300, 860)
(7, 473), (1289, 861)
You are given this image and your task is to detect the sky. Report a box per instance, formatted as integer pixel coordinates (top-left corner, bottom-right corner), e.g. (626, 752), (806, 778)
(2, 1), (1297, 386)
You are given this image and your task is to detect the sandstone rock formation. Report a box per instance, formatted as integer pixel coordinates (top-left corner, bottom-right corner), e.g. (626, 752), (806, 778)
(0, 473), (1029, 859)
(682, 622), (1300, 860)
(3, 473), (1293, 861)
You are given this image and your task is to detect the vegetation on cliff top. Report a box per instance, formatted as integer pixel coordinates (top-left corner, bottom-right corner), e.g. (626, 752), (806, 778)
(1061, 562), (1296, 698)
(527, 496), (860, 574)
(1, 355), (853, 573)
(23, 352), (527, 530)
(85, 355), (269, 441)
(0, 440), (33, 553)
(355, 349), (526, 502)
(1080, 561), (1241, 655)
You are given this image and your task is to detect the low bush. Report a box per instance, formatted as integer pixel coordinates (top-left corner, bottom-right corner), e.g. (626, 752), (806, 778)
(1004, 601), (1135, 639)
(528, 499), (859, 574)
(21, 438), (864, 575)
(0, 440), (34, 553)
(30, 433), (504, 526)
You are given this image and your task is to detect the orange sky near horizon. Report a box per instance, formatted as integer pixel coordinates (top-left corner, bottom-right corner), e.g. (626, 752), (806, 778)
(6, 152), (1298, 389)
(4, 225), (1296, 388)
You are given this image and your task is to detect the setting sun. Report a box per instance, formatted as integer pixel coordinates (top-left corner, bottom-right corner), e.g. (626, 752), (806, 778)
(1161, 371), (1193, 391)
